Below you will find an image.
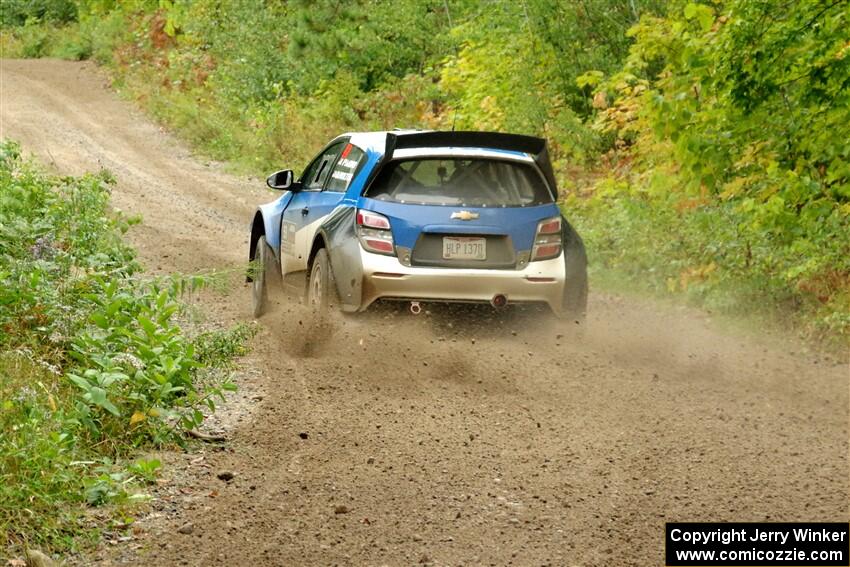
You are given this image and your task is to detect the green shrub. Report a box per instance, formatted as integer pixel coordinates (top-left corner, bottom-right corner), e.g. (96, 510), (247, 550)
(571, 0), (850, 347)
(0, 0), (77, 28)
(0, 140), (253, 554)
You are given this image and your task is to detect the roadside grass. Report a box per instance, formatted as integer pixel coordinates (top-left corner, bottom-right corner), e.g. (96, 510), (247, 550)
(0, 140), (256, 556)
(0, 352), (95, 553)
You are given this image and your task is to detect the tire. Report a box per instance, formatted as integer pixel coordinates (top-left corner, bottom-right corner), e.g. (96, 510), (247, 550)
(252, 235), (272, 318)
(307, 248), (339, 312)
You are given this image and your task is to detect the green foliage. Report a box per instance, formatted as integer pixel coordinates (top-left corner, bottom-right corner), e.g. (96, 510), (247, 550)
(0, 0), (77, 28)
(439, 1), (667, 160)
(523, 0), (667, 116)
(0, 352), (90, 552)
(0, 141), (253, 554)
(286, 0), (447, 93)
(128, 457), (162, 483)
(193, 323), (256, 367)
(2, 19), (54, 57)
(619, 0), (850, 197)
(577, 0), (850, 344)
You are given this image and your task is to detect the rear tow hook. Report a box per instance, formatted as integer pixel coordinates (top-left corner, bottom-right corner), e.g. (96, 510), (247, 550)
(409, 301), (422, 315)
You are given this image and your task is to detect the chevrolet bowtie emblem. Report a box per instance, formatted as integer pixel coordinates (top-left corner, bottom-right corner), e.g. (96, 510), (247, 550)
(451, 210), (479, 221)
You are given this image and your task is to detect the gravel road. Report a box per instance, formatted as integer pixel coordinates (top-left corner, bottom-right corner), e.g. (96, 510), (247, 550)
(2, 59), (847, 567)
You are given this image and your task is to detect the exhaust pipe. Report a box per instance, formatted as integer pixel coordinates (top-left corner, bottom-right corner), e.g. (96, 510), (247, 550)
(409, 301), (422, 315)
(490, 294), (507, 308)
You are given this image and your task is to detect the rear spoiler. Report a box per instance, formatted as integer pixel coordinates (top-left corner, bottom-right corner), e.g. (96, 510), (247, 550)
(379, 131), (559, 198)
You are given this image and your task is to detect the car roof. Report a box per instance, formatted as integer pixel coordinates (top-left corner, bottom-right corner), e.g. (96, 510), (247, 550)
(339, 130), (559, 198)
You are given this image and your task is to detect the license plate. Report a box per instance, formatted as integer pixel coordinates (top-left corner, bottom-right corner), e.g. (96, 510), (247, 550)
(442, 237), (486, 260)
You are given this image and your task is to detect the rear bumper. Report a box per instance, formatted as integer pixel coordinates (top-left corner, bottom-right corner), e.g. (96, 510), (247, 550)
(358, 248), (565, 312)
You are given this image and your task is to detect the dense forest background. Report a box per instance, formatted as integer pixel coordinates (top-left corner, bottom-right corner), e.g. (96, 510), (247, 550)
(2, 0), (848, 344)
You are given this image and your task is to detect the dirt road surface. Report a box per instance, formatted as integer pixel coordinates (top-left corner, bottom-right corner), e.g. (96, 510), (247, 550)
(2, 59), (847, 566)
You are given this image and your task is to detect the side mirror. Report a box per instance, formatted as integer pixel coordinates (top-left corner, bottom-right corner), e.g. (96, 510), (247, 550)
(266, 169), (299, 191)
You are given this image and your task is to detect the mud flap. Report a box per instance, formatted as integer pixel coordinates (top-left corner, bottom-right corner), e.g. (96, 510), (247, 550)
(561, 216), (588, 321)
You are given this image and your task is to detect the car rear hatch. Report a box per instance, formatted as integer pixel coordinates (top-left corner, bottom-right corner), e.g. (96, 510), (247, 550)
(359, 199), (560, 269)
(358, 154), (561, 270)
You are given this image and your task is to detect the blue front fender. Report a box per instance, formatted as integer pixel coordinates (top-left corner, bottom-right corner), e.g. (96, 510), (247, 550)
(249, 191), (294, 264)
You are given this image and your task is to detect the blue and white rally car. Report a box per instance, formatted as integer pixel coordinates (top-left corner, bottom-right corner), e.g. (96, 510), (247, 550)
(248, 130), (587, 320)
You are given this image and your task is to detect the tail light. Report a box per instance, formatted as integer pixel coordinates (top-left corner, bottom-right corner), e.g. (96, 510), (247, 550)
(356, 209), (395, 255)
(531, 216), (562, 261)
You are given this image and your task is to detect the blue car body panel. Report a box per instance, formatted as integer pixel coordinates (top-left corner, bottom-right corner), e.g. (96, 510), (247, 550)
(357, 198), (559, 252)
(257, 192), (293, 252)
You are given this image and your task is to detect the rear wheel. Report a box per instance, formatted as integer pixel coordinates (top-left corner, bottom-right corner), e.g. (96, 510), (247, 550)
(308, 248), (339, 312)
(252, 235), (272, 318)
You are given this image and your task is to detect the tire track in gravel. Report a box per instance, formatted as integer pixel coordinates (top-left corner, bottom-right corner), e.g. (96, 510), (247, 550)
(2, 58), (847, 567)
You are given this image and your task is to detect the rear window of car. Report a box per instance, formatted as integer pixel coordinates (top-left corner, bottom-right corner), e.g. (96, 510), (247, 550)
(364, 158), (553, 207)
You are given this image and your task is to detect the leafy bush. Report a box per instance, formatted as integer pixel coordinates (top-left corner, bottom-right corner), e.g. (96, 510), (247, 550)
(0, 141), (254, 554)
(0, 0), (77, 28)
(571, 0), (850, 345)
